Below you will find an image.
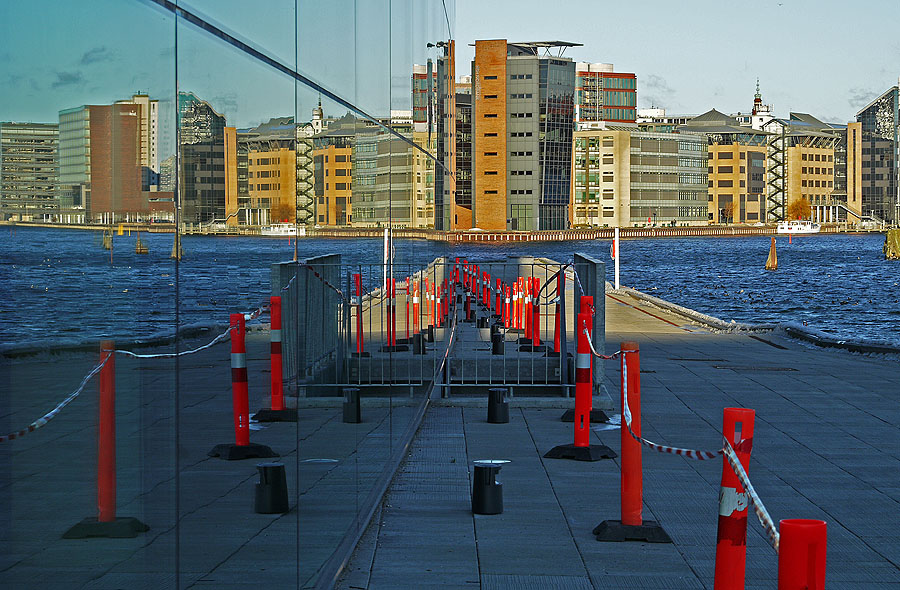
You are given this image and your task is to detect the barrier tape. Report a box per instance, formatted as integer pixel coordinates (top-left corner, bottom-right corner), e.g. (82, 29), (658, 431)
(722, 438), (780, 552)
(116, 326), (235, 359)
(610, 328), (780, 551)
(0, 355), (110, 443)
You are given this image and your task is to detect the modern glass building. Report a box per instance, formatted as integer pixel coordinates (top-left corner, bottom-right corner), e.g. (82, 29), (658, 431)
(1, 1), (455, 588)
(856, 85), (899, 223)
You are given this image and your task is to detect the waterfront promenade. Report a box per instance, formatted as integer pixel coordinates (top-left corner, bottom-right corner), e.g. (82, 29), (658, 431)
(337, 292), (900, 589)
(1, 285), (899, 588)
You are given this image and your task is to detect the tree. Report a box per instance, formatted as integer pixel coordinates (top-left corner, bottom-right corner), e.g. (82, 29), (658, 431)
(270, 202), (295, 223)
(786, 198), (811, 220)
(722, 202), (735, 224)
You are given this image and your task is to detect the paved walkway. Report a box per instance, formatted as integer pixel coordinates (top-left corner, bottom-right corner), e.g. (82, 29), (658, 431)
(337, 291), (900, 589)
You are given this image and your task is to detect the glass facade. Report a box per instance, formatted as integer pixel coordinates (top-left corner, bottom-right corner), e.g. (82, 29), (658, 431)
(537, 59), (575, 230)
(857, 87), (899, 223)
(1, 1), (454, 588)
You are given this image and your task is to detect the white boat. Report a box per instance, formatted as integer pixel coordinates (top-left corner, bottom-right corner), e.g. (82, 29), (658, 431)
(776, 220), (820, 234)
(260, 223), (305, 237)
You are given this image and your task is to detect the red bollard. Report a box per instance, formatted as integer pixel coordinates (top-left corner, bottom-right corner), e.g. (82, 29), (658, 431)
(230, 313), (250, 447)
(714, 407), (756, 589)
(543, 314), (616, 462)
(532, 277), (541, 347)
(553, 273), (563, 354)
(405, 277), (410, 340)
(62, 340), (150, 538)
(390, 278), (397, 347)
(269, 296), (284, 411)
(620, 342), (642, 527)
(496, 278), (502, 316)
(593, 342), (670, 542)
(98, 339), (116, 523)
(778, 519), (827, 590)
(524, 278), (532, 340)
(511, 283), (519, 329)
(253, 297), (298, 421)
(504, 285), (511, 328)
(354, 273), (365, 355)
(208, 314), (277, 460)
(574, 312), (592, 447)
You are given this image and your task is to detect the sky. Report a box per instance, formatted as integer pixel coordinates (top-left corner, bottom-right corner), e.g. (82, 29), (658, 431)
(1, 0), (897, 134)
(455, 0), (900, 123)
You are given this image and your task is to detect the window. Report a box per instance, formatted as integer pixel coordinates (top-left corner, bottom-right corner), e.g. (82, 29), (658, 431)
(484, 190), (498, 194)
(484, 132), (497, 137)
(815, 154), (821, 161)
(484, 151), (498, 156)
(718, 180), (733, 187)
(335, 183), (347, 190)
(335, 169), (347, 176)
(802, 167), (807, 174)
(484, 171), (498, 175)
(739, 166), (745, 173)
(484, 113), (497, 118)
(484, 75), (497, 80)
(802, 153), (808, 161)
(718, 166), (733, 173)
(602, 140), (614, 147)
(740, 152), (746, 159)
(335, 155), (347, 162)
(718, 152), (733, 159)
(484, 94), (497, 99)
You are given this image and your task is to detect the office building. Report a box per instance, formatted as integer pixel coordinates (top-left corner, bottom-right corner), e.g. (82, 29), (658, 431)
(116, 93), (160, 189)
(471, 39), (578, 231)
(761, 113), (849, 223)
(453, 92), (473, 228)
(58, 103), (144, 223)
(313, 115), (354, 225)
(178, 91), (226, 225)
(433, 41), (457, 230)
(678, 109), (768, 223)
(0, 122), (58, 221)
(855, 83), (899, 224)
(351, 119), (414, 227)
(575, 63), (637, 126)
(572, 127), (707, 227)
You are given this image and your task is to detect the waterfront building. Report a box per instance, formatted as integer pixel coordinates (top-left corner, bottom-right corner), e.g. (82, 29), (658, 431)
(58, 103), (145, 223)
(855, 83), (899, 224)
(572, 127), (708, 227)
(636, 108), (696, 131)
(0, 122), (58, 222)
(115, 93), (160, 190)
(433, 41), (457, 231)
(178, 91), (226, 225)
(575, 63), (637, 126)
(471, 39), (578, 231)
(453, 92), (473, 228)
(456, 75), (472, 95)
(351, 119), (415, 227)
(761, 113), (851, 223)
(313, 115), (354, 225)
(678, 109), (768, 224)
(238, 116), (298, 226)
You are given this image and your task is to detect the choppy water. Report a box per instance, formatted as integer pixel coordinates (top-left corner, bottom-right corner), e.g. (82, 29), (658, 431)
(1, 226), (897, 352)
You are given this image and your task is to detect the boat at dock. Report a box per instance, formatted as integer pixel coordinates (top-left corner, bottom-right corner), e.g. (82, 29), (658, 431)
(776, 220), (820, 234)
(260, 223), (305, 237)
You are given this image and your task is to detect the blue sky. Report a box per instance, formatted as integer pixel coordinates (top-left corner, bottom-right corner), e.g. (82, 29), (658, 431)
(456, 0), (900, 122)
(1, 0), (896, 132)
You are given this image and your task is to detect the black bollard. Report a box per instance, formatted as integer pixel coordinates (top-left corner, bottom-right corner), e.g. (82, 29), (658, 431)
(342, 387), (361, 423)
(255, 463), (289, 514)
(491, 332), (504, 355)
(424, 325), (435, 342)
(477, 316), (488, 328)
(472, 460), (509, 515)
(412, 332), (426, 355)
(487, 387), (509, 423)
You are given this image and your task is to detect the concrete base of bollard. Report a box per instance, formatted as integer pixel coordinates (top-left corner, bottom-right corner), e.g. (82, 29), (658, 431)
(252, 408), (298, 422)
(63, 517), (149, 539)
(543, 443), (616, 462)
(208, 442), (279, 461)
(593, 519), (672, 543)
(560, 408), (609, 423)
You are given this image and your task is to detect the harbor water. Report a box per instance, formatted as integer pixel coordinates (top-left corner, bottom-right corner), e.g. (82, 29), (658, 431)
(1, 226), (897, 353)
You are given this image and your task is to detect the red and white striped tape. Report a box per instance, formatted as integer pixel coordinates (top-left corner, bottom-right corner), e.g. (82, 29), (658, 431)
(0, 356), (109, 443)
(722, 438), (780, 552)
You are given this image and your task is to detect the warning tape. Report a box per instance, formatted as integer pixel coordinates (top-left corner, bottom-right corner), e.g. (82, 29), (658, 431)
(614, 337), (780, 551)
(722, 438), (780, 551)
(0, 355), (110, 443)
